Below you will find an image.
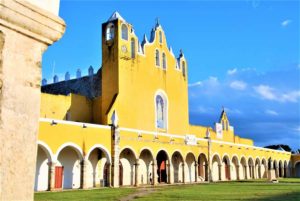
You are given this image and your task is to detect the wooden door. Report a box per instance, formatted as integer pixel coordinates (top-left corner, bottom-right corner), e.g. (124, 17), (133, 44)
(55, 166), (63, 189)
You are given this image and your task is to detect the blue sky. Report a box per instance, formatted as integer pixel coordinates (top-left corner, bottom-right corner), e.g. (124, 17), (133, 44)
(42, 0), (300, 150)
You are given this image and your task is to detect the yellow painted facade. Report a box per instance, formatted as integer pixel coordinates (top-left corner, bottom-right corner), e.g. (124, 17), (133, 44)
(35, 12), (299, 191)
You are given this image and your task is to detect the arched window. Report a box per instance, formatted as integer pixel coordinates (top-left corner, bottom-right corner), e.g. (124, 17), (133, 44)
(155, 50), (160, 66)
(162, 53), (166, 69)
(131, 38), (135, 59)
(106, 23), (114, 41)
(121, 24), (128, 40)
(159, 31), (162, 43)
(182, 61), (186, 77)
(155, 92), (167, 129)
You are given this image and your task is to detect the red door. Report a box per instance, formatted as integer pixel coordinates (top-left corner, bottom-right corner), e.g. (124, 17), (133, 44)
(55, 166), (63, 189)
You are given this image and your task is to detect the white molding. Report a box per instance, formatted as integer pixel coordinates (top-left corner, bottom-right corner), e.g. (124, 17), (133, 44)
(85, 144), (112, 163)
(37, 140), (54, 162)
(154, 90), (169, 131)
(120, 146), (138, 160)
(39, 118), (111, 130)
(156, 149), (170, 161)
(139, 147), (155, 160)
(293, 160), (300, 168)
(55, 142), (84, 161)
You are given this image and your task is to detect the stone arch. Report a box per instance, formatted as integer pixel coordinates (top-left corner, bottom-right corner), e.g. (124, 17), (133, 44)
(248, 157), (254, 179)
(283, 160), (288, 177)
(222, 154), (231, 180)
(254, 157), (261, 179)
(278, 160), (283, 178)
(156, 149), (170, 183)
(34, 142), (53, 191)
(294, 161), (300, 178)
(240, 156), (248, 180)
(139, 148), (154, 185)
(261, 158), (267, 178)
(231, 155), (239, 180)
(85, 145), (111, 188)
(185, 152), (196, 183)
(198, 153), (208, 181)
(171, 151), (184, 183)
(211, 153), (221, 181)
(56, 143), (83, 189)
(273, 160), (278, 178)
(119, 147), (137, 186)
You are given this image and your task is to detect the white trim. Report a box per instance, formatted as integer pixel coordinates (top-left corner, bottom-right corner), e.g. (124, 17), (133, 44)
(231, 154), (240, 166)
(240, 156), (248, 166)
(212, 152), (221, 164)
(156, 149), (170, 161)
(139, 147), (155, 160)
(222, 153), (231, 165)
(154, 90), (169, 131)
(55, 142), (84, 161)
(294, 160), (300, 168)
(171, 149), (184, 160)
(121, 23), (129, 41)
(185, 152), (196, 161)
(162, 51), (167, 70)
(85, 144), (112, 163)
(120, 146), (138, 160)
(247, 156), (254, 165)
(39, 118), (111, 130)
(37, 140), (54, 162)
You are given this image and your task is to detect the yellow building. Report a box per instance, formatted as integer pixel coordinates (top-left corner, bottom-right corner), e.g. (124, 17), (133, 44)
(35, 12), (300, 191)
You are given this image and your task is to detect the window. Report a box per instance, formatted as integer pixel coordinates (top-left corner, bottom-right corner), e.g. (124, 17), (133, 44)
(131, 38), (135, 59)
(155, 91), (168, 129)
(182, 61), (186, 77)
(155, 50), (160, 66)
(162, 53), (166, 69)
(159, 31), (162, 43)
(121, 24), (128, 40)
(106, 23), (114, 41)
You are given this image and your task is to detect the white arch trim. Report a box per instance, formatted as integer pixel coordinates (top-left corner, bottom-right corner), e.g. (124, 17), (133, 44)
(240, 156), (248, 166)
(171, 149), (185, 160)
(120, 146), (138, 160)
(55, 142), (84, 161)
(294, 160), (300, 168)
(85, 144), (112, 163)
(212, 152), (222, 164)
(139, 147), (155, 160)
(231, 154), (240, 166)
(37, 140), (54, 162)
(222, 153), (231, 164)
(185, 152), (196, 161)
(156, 148), (171, 161)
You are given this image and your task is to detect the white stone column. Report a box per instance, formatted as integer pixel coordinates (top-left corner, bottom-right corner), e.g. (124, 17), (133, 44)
(81, 159), (89, 189)
(182, 163), (186, 183)
(48, 161), (57, 191)
(236, 165), (240, 180)
(111, 126), (120, 187)
(135, 159), (140, 187)
(218, 164), (222, 181)
(169, 162), (174, 184)
(0, 1), (65, 200)
(194, 161), (198, 182)
(152, 161), (158, 185)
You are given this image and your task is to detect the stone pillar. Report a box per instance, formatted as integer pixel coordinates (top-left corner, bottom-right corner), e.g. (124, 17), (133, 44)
(194, 161), (198, 182)
(0, 1), (65, 200)
(244, 165), (248, 179)
(111, 126), (120, 187)
(152, 161), (158, 185)
(182, 163), (185, 183)
(207, 138), (212, 182)
(81, 159), (89, 189)
(135, 159), (140, 187)
(218, 165), (222, 181)
(169, 162), (174, 184)
(166, 161), (171, 184)
(48, 161), (57, 191)
(236, 165), (240, 180)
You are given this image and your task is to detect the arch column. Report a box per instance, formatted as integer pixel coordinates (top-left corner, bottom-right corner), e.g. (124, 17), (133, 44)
(218, 165), (222, 181)
(135, 159), (140, 187)
(182, 163), (186, 184)
(236, 165), (240, 180)
(81, 159), (88, 189)
(167, 161), (172, 184)
(244, 165), (248, 179)
(49, 161), (56, 191)
(152, 161), (158, 185)
(194, 161), (198, 182)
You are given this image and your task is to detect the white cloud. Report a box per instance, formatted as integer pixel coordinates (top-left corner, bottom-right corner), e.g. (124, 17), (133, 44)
(227, 68), (237, 75)
(196, 106), (215, 113)
(188, 81), (203, 87)
(253, 85), (276, 100)
(265, 109), (279, 116)
(253, 85), (300, 103)
(230, 80), (247, 90)
(207, 76), (219, 86)
(225, 107), (242, 115)
(281, 19), (292, 27)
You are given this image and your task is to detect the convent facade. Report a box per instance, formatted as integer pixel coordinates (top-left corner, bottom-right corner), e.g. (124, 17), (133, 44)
(35, 12), (300, 191)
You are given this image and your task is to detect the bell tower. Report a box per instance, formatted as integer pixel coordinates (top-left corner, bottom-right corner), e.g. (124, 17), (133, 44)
(100, 12), (125, 124)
